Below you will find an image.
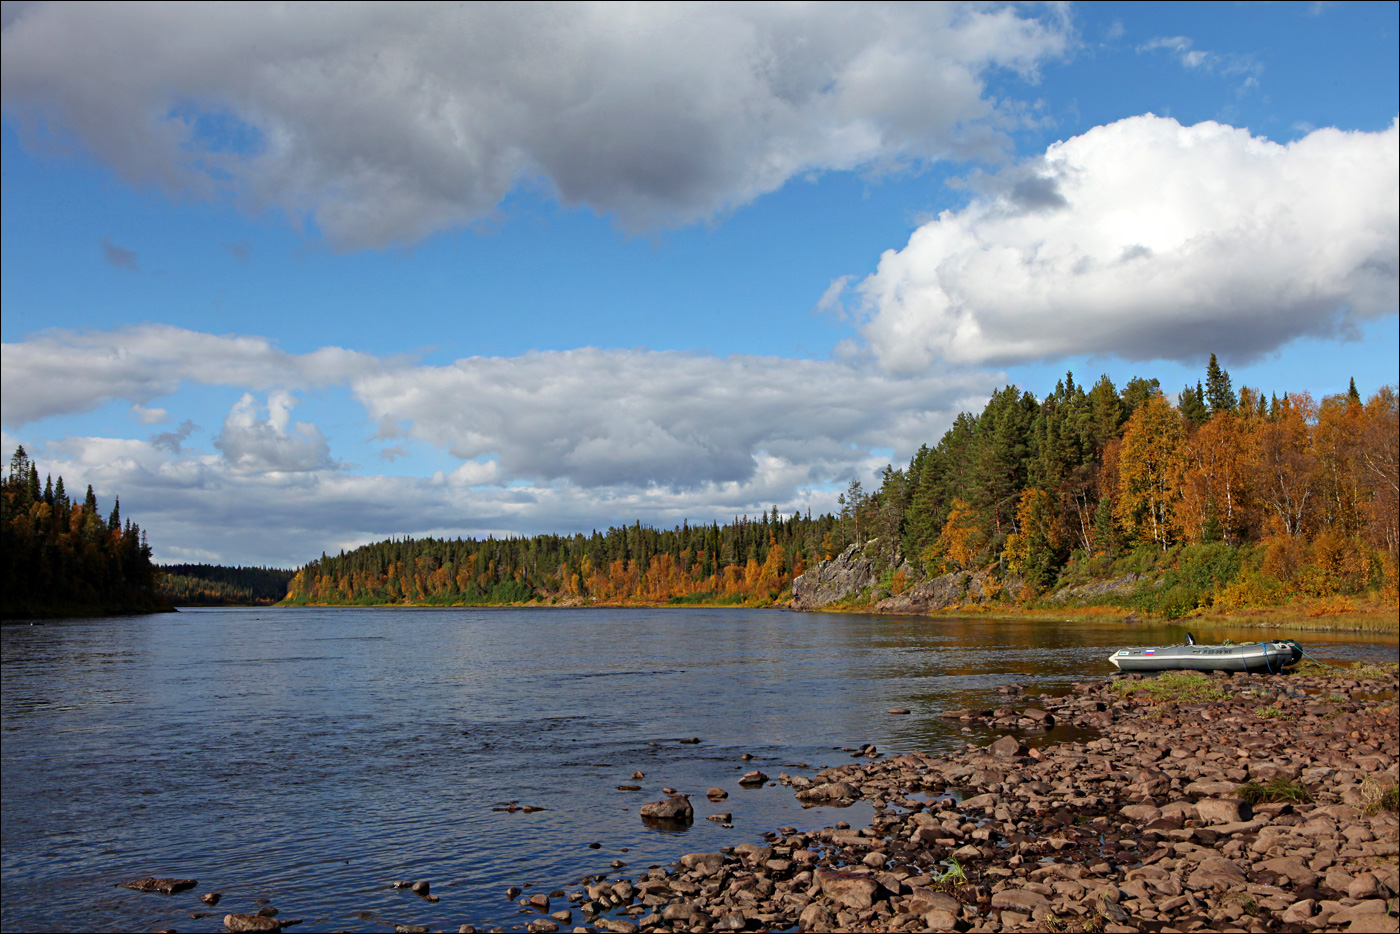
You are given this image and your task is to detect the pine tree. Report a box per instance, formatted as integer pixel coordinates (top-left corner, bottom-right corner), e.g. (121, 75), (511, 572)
(1205, 353), (1237, 416)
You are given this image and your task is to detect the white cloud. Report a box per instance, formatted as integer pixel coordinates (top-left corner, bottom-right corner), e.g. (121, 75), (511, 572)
(131, 404), (168, 424)
(1, 2), (1069, 247)
(857, 115), (1400, 372)
(215, 391), (334, 473)
(352, 347), (977, 490)
(1137, 35), (1261, 80)
(0, 324), (380, 425)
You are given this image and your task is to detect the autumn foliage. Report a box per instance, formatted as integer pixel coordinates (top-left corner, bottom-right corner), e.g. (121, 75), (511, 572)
(287, 362), (1397, 615)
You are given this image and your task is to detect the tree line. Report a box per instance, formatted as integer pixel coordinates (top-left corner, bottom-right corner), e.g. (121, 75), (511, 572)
(286, 509), (844, 606)
(157, 564), (296, 606)
(1, 447), (167, 619)
(289, 357), (1397, 612)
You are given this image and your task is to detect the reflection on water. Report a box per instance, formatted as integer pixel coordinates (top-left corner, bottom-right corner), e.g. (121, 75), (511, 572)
(2, 608), (1393, 933)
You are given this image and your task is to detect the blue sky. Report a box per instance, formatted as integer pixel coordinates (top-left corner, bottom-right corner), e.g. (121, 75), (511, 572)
(2, 1), (1397, 566)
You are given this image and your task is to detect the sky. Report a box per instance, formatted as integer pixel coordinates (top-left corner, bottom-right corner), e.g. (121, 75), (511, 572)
(2, 1), (1397, 568)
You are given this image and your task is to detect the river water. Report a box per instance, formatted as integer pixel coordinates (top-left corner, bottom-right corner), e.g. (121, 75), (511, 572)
(2, 607), (1395, 933)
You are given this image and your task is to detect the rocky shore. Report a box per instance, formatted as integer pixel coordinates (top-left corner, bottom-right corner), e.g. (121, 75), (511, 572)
(490, 665), (1397, 934)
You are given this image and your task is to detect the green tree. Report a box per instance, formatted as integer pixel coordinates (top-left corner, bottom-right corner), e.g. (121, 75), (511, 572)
(1205, 353), (1237, 416)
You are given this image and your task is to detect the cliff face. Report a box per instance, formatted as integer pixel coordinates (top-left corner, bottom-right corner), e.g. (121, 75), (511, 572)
(790, 543), (881, 610)
(790, 543), (1010, 614)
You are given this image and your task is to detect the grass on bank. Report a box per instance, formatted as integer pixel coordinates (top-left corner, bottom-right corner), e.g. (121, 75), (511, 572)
(1285, 660), (1400, 680)
(1236, 777), (1313, 806)
(1110, 670), (1229, 704)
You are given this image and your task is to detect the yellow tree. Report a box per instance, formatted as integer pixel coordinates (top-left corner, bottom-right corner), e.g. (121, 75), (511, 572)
(923, 497), (987, 574)
(1313, 392), (1366, 535)
(1116, 395), (1187, 549)
(1179, 411), (1257, 544)
(1256, 392), (1318, 538)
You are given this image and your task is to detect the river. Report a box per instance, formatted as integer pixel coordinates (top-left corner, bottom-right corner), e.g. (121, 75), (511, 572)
(2, 607), (1394, 933)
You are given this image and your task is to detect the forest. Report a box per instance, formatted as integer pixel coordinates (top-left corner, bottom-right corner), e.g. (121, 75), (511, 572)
(1, 447), (168, 619)
(287, 357), (1398, 618)
(157, 564), (296, 606)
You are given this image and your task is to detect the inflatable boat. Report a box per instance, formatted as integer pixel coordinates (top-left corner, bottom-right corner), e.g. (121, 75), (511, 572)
(1109, 635), (1303, 673)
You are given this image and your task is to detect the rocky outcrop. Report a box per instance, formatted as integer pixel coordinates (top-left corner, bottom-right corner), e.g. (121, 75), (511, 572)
(791, 542), (1021, 614)
(872, 567), (1005, 614)
(791, 543), (883, 610)
(1047, 572), (1145, 603)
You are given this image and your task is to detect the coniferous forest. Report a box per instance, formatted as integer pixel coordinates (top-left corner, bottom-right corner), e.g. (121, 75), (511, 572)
(156, 564), (297, 606)
(1, 447), (168, 619)
(288, 360), (1399, 619)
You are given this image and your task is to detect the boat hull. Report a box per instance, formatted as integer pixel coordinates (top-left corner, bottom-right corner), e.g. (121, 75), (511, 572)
(1109, 641), (1302, 673)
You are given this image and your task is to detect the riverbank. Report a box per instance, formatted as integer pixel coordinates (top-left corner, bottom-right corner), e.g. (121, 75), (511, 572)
(487, 663), (1398, 934)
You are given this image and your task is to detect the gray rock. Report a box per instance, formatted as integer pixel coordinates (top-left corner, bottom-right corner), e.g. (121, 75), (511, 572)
(223, 914), (281, 933)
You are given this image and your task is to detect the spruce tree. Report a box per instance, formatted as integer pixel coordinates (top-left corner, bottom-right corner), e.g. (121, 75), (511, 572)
(1205, 353), (1237, 415)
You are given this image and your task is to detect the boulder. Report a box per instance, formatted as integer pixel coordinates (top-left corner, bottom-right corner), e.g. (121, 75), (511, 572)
(639, 795), (693, 824)
(1196, 798), (1251, 824)
(987, 735), (1027, 759)
(738, 770), (768, 785)
(223, 914), (281, 933)
(814, 868), (882, 910)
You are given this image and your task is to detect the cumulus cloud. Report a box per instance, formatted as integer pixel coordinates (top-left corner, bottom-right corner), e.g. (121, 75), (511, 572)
(215, 391), (334, 473)
(1, 2), (1069, 247)
(0, 324), (380, 425)
(857, 115), (1400, 373)
(4, 325), (991, 491)
(354, 347), (978, 490)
